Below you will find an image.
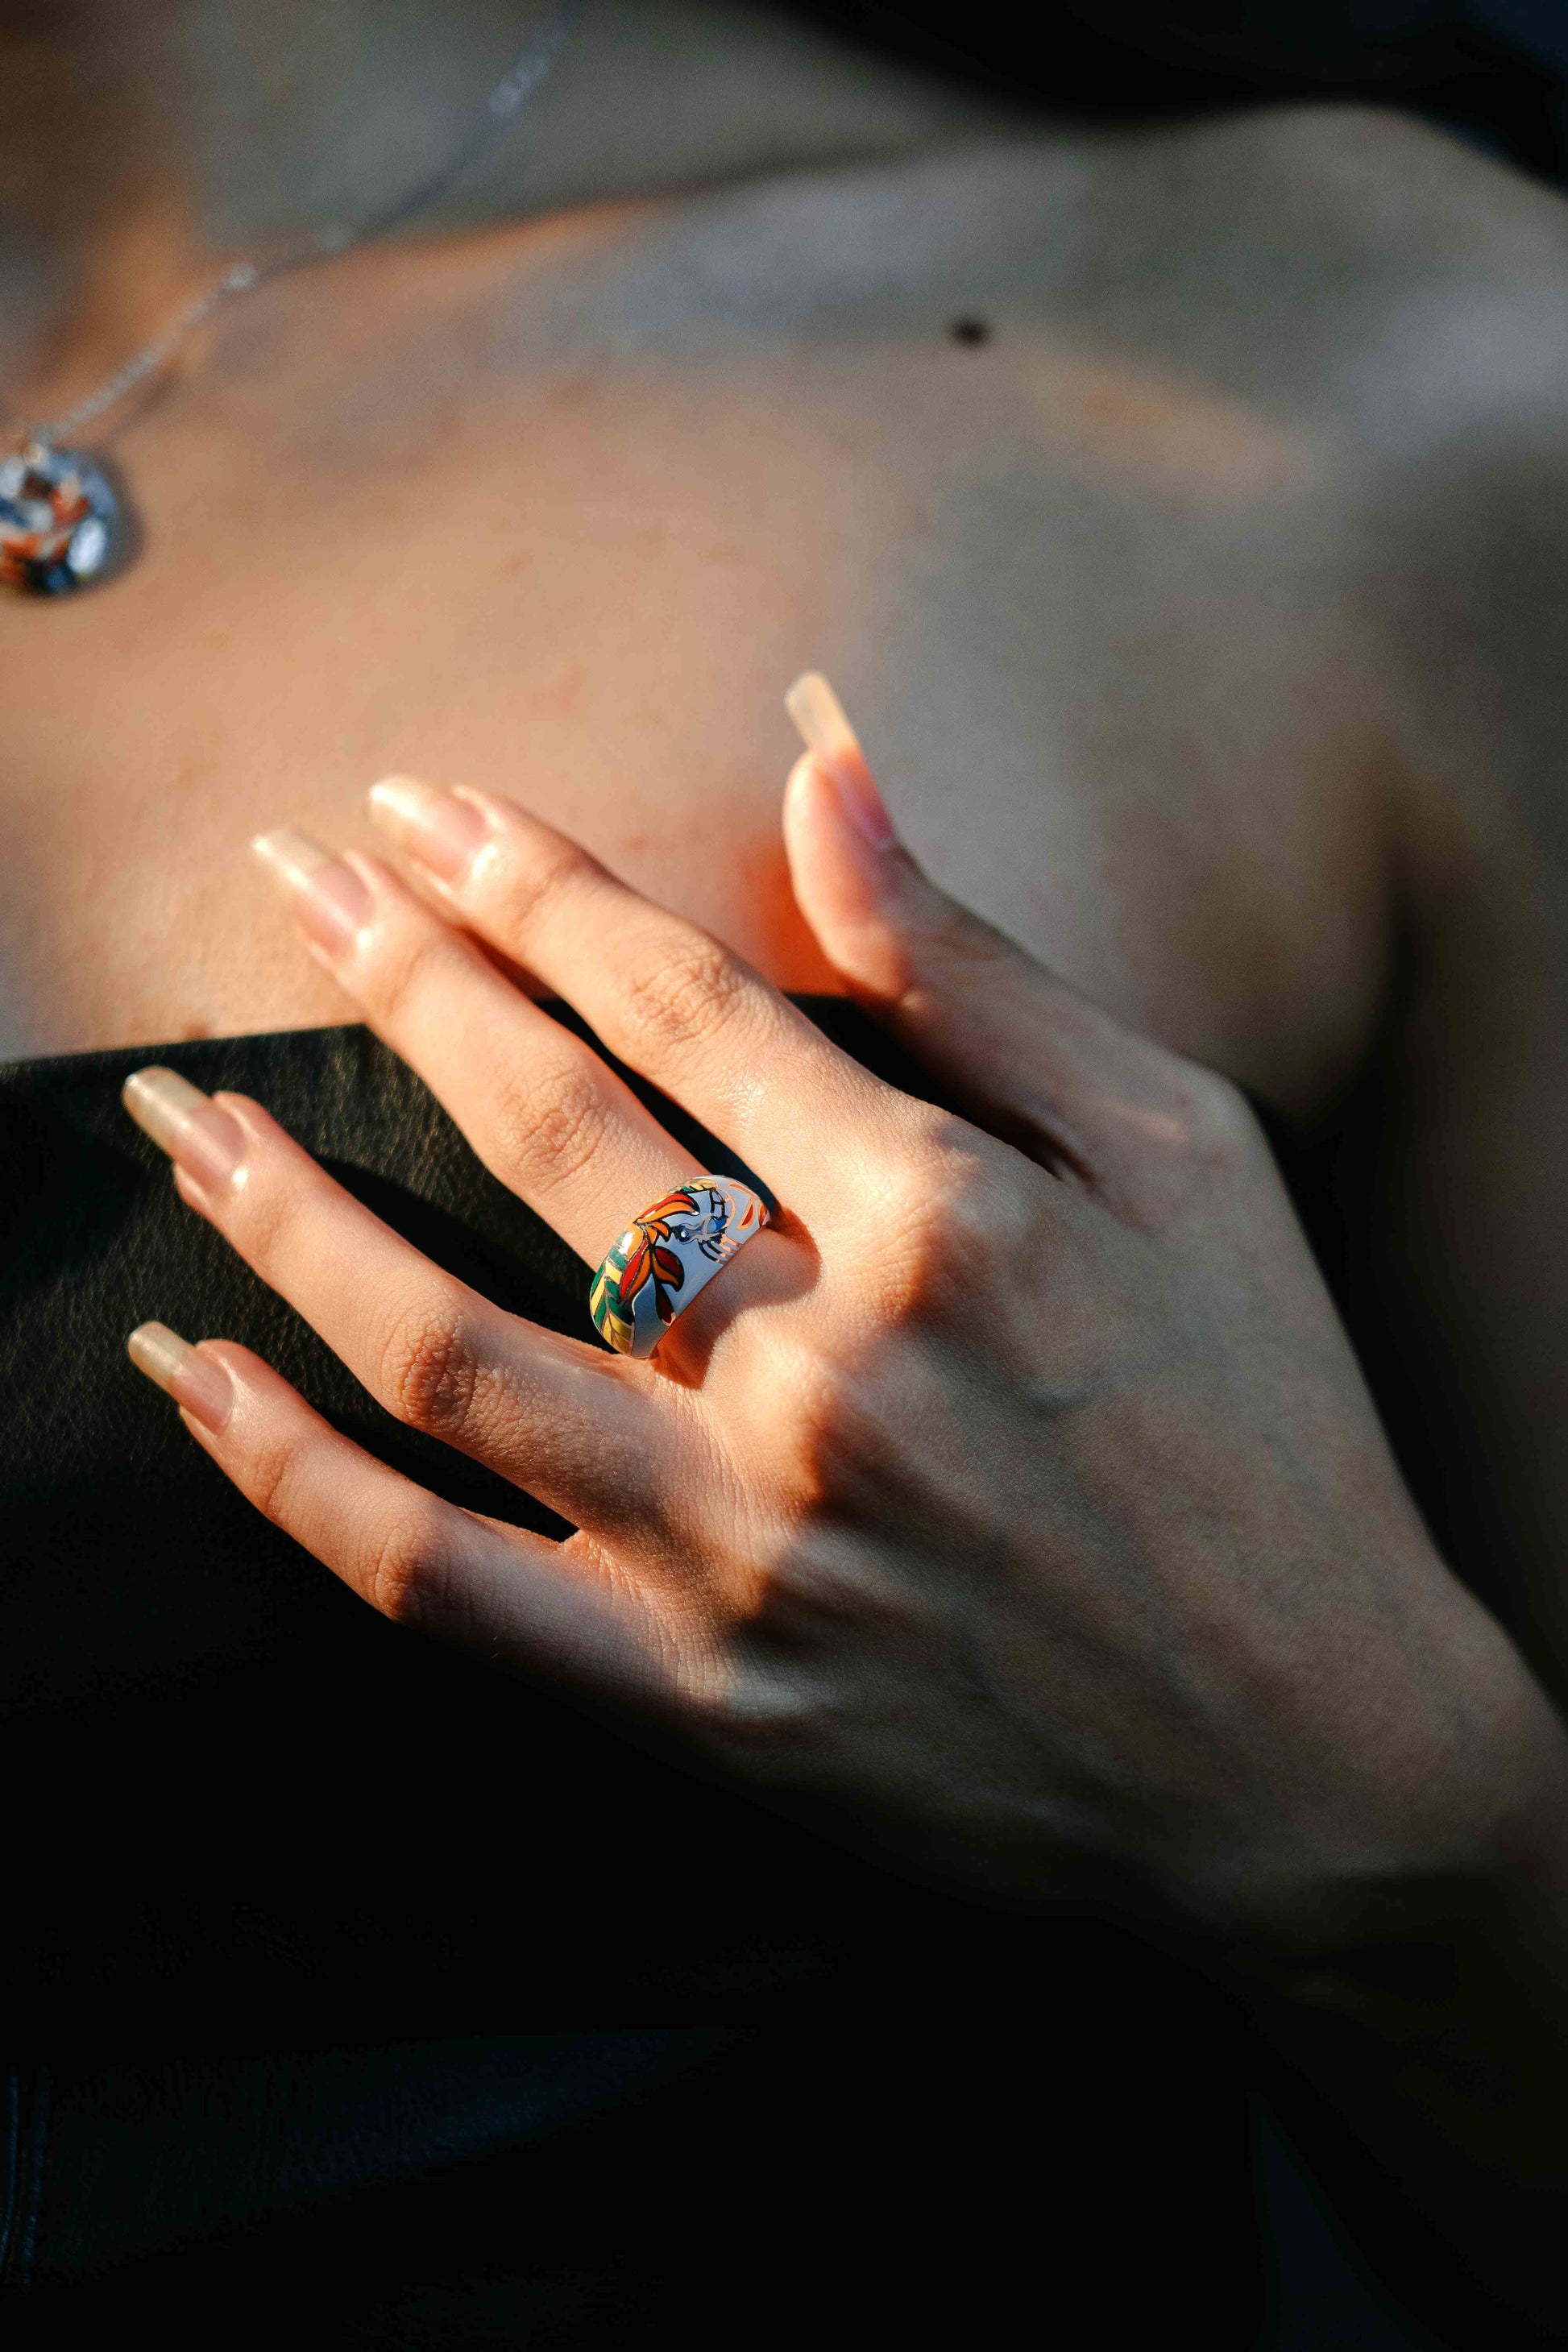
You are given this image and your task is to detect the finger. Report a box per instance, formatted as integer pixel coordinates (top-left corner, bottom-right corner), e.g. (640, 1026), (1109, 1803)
(122, 1066), (683, 1529)
(780, 674), (1226, 1193)
(127, 1324), (673, 1700)
(363, 778), (905, 1209)
(251, 827), (695, 1264)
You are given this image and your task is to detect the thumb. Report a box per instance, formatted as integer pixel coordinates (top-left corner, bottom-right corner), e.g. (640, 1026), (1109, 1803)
(781, 673), (1233, 1194)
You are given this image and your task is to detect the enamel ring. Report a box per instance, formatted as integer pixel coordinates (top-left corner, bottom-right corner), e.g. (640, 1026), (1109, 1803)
(590, 1176), (769, 1359)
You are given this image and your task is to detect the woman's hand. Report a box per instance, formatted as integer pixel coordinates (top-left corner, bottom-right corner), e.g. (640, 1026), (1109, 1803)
(123, 676), (1563, 1939)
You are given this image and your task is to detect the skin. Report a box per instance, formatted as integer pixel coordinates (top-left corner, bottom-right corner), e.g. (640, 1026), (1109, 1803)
(12, 0), (1568, 2325)
(132, 752), (1568, 2337)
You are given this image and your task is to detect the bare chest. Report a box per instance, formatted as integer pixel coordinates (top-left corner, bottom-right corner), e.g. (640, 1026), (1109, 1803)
(0, 226), (1385, 1112)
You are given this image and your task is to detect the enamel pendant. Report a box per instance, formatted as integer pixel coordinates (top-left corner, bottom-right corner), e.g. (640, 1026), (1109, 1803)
(0, 442), (120, 596)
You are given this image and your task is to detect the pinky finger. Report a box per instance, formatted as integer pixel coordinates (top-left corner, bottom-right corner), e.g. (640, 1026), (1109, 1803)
(127, 1322), (659, 1696)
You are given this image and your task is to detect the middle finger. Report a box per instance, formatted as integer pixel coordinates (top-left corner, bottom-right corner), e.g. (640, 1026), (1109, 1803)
(252, 827), (698, 1266)
(364, 781), (897, 1209)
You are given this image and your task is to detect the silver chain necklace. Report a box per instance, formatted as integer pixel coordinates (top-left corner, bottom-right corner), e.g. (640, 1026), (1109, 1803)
(0, 0), (576, 599)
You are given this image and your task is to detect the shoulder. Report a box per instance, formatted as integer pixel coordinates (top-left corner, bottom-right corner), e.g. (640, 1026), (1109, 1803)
(1073, 100), (1568, 288)
(686, 107), (1568, 437)
(480, 104), (1568, 409)
(1071, 106), (1568, 453)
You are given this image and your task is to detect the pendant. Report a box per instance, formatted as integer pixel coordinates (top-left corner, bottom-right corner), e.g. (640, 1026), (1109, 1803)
(0, 441), (122, 596)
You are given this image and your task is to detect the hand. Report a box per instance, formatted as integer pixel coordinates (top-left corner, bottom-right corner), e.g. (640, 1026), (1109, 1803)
(123, 677), (1561, 1939)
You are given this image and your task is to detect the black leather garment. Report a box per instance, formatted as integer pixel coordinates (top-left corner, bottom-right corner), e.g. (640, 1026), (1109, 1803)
(0, 1003), (1274, 2343)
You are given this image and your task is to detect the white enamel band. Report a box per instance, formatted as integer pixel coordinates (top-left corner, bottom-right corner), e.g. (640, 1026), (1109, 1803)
(589, 1176), (769, 1359)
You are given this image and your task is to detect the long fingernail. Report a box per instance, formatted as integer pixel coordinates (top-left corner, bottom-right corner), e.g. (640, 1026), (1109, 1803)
(367, 775), (487, 884)
(251, 826), (372, 955)
(784, 673), (896, 850)
(122, 1067), (244, 1189)
(127, 1321), (234, 1432)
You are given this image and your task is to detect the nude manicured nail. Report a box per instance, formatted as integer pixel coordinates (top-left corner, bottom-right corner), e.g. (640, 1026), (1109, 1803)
(784, 671), (896, 850)
(251, 826), (372, 955)
(367, 775), (487, 883)
(127, 1321), (234, 1432)
(122, 1066), (244, 1189)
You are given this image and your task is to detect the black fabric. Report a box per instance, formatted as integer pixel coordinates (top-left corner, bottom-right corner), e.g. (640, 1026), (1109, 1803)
(794, 2), (1568, 189)
(0, 1005), (1266, 2341)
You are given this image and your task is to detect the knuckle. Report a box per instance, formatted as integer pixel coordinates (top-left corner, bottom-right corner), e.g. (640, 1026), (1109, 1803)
(888, 1122), (1033, 1288)
(618, 933), (753, 1059)
(489, 1057), (612, 1190)
(911, 1210), (1018, 1318)
(363, 923), (466, 1035)
(490, 836), (592, 938)
(1157, 1062), (1259, 1176)
(920, 896), (1010, 975)
(226, 1159), (305, 1272)
(1095, 1057), (1266, 1227)
(246, 1422), (304, 1531)
(363, 1511), (448, 1629)
(375, 1288), (483, 1439)
(682, 1652), (836, 1772)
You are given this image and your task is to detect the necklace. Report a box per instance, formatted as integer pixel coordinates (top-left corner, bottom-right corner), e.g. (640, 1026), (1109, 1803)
(0, 1), (576, 599)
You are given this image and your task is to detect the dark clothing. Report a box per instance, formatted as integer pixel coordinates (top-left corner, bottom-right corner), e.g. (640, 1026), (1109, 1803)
(0, 1005), (1441, 2343)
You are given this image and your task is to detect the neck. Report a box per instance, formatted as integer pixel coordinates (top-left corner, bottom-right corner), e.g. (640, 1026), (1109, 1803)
(0, 0), (1014, 427)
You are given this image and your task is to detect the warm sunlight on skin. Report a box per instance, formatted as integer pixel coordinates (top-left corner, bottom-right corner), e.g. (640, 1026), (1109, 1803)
(1019, 338), (1321, 508)
(19, 6), (1568, 2327)
(4, 60), (1566, 1147)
